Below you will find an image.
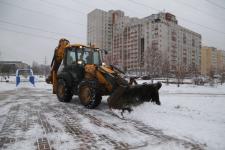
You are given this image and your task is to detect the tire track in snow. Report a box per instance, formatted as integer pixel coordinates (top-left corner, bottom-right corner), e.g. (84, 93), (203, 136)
(44, 102), (130, 149)
(0, 87), (206, 149)
(48, 104), (101, 149)
(92, 109), (205, 149)
(83, 106), (205, 149)
(129, 119), (204, 149)
(40, 93), (206, 150)
(0, 102), (35, 149)
(0, 89), (55, 150)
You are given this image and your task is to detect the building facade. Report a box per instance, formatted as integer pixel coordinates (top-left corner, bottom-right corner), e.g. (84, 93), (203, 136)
(112, 16), (144, 72)
(143, 12), (201, 73)
(201, 46), (225, 75)
(87, 9), (202, 75)
(87, 9), (110, 51)
(217, 50), (225, 73)
(87, 9), (124, 52)
(0, 61), (29, 75)
(87, 9), (125, 65)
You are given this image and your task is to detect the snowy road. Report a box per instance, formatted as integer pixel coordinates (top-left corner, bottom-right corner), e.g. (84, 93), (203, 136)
(0, 84), (206, 150)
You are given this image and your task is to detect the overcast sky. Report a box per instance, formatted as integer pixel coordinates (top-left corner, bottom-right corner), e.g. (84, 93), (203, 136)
(0, 0), (225, 65)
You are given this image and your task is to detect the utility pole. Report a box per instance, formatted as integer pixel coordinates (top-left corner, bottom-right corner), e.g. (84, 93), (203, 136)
(0, 50), (3, 79)
(44, 56), (47, 65)
(44, 56), (47, 77)
(0, 50), (2, 61)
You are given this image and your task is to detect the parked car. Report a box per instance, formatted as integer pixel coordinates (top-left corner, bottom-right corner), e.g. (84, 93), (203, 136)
(141, 75), (151, 80)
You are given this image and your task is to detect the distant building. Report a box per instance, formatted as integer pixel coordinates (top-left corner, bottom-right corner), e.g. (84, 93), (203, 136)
(87, 9), (125, 65)
(217, 50), (225, 73)
(87, 9), (202, 74)
(201, 47), (225, 76)
(113, 17), (144, 72)
(87, 9), (124, 52)
(143, 12), (201, 73)
(0, 61), (29, 75)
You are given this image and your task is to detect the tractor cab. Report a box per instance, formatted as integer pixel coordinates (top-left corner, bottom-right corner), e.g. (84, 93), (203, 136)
(54, 45), (103, 96)
(60, 45), (103, 82)
(64, 45), (102, 67)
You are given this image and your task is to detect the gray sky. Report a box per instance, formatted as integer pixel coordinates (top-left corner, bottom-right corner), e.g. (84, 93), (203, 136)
(0, 0), (225, 65)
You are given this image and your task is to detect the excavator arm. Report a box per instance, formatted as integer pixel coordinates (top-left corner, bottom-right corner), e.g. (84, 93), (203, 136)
(46, 38), (70, 94)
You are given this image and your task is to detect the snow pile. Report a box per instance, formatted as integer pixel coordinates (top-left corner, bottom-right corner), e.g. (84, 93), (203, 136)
(124, 83), (225, 150)
(0, 78), (51, 92)
(0, 82), (17, 91)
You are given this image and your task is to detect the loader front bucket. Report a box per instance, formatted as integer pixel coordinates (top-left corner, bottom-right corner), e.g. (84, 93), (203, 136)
(107, 82), (162, 110)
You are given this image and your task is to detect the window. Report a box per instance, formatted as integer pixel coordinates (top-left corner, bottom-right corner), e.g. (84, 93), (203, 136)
(77, 49), (91, 64)
(67, 50), (76, 65)
(192, 39), (195, 47)
(77, 48), (102, 65)
(183, 34), (186, 44)
(83, 51), (91, 64)
(171, 31), (177, 42)
(93, 51), (101, 65)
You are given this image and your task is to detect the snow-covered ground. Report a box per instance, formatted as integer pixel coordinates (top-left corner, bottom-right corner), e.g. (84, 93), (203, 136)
(0, 80), (225, 149)
(124, 82), (225, 150)
(0, 75), (49, 91)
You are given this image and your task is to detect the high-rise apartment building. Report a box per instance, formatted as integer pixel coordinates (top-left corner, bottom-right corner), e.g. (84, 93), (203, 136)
(87, 9), (202, 74)
(143, 13), (201, 73)
(201, 46), (225, 75)
(217, 50), (225, 73)
(87, 9), (124, 52)
(87, 9), (110, 51)
(112, 17), (144, 72)
(201, 46), (218, 75)
(87, 9), (124, 65)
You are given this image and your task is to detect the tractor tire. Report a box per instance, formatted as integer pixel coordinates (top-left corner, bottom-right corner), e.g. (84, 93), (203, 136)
(56, 79), (72, 102)
(78, 80), (102, 109)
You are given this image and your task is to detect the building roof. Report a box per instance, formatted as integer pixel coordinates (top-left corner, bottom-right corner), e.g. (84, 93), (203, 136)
(0, 61), (23, 64)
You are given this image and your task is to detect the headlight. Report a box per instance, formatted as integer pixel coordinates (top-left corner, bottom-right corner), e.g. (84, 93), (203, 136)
(77, 60), (83, 64)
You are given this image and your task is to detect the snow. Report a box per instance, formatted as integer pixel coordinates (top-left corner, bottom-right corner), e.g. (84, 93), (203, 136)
(124, 82), (225, 150)
(0, 79), (225, 149)
(0, 75), (51, 92)
(0, 82), (16, 91)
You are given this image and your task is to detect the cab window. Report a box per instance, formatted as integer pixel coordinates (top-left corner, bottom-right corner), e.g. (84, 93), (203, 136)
(77, 49), (91, 64)
(67, 50), (76, 65)
(93, 51), (101, 65)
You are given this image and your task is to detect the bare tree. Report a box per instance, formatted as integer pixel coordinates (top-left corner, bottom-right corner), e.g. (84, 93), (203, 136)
(32, 61), (40, 74)
(189, 63), (199, 78)
(146, 46), (161, 83)
(221, 72), (225, 85)
(31, 61), (50, 76)
(188, 63), (201, 85)
(218, 67), (225, 85)
(175, 64), (186, 87)
(161, 58), (170, 85)
(208, 68), (215, 86)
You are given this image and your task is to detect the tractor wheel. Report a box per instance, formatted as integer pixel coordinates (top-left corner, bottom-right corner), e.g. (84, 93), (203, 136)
(78, 81), (102, 109)
(56, 79), (72, 102)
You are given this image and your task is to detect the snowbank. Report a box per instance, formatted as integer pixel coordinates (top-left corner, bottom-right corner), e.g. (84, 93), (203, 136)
(0, 82), (52, 92)
(0, 82), (17, 91)
(125, 82), (225, 150)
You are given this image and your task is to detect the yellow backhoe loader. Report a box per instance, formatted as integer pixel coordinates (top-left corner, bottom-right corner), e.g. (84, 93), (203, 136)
(46, 39), (162, 111)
